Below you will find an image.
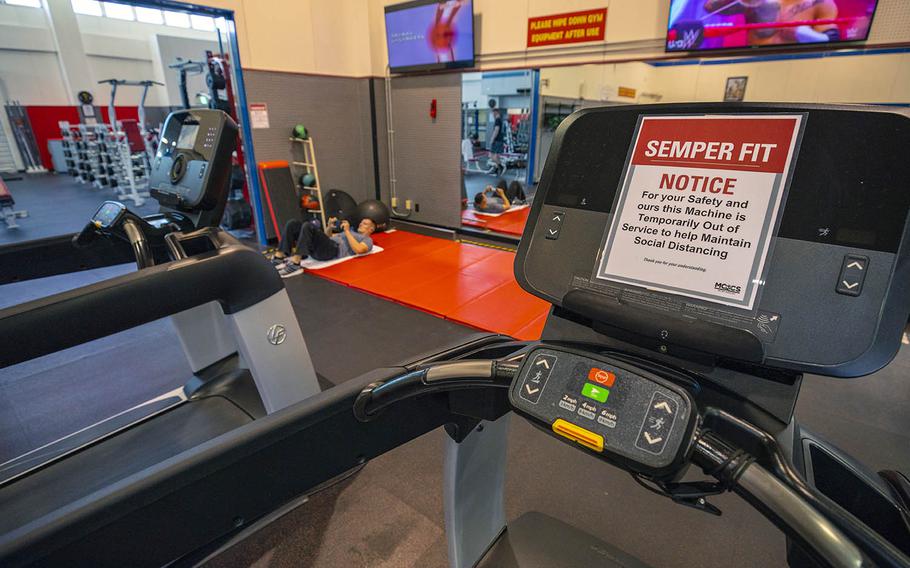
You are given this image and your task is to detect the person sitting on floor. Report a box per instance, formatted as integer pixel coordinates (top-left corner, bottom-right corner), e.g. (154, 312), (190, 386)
(272, 216), (376, 278)
(474, 178), (529, 213)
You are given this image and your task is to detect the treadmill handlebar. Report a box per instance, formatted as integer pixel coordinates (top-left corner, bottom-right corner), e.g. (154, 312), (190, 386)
(0, 243), (284, 369)
(353, 359), (908, 567)
(692, 434), (869, 568)
(353, 360), (517, 421)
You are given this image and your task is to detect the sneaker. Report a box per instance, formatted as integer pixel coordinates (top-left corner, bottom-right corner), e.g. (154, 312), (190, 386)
(270, 254), (287, 266)
(278, 261), (304, 279)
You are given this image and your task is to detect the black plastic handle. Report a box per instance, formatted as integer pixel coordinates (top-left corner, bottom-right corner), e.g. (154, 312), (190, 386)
(72, 221), (100, 249)
(0, 243), (283, 369)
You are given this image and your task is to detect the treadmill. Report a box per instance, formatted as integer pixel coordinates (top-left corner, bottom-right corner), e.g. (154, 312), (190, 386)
(3, 104), (910, 568)
(0, 109), (322, 555)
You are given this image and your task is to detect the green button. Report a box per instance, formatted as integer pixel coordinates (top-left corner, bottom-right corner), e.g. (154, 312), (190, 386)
(581, 383), (609, 403)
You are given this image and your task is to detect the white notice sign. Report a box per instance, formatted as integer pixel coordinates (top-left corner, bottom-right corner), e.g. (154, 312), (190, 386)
(596, 114), (803, 309)
(249, 103), (270, 129)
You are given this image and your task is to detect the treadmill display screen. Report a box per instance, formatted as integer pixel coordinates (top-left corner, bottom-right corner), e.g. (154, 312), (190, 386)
(92, 201), (125, 228)
(177, 124), (199, 150)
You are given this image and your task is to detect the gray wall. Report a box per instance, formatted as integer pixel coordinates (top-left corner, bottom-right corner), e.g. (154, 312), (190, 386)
(243, 69), (378, 205)
(382, 73), (462, 228)
(241, 70), (463, 229)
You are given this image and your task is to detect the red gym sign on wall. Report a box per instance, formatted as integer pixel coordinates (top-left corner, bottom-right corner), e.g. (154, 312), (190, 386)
(527, 8), (607, 48)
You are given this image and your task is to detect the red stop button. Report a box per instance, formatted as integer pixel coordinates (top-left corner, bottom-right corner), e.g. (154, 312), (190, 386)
(588, 368), (616, 387)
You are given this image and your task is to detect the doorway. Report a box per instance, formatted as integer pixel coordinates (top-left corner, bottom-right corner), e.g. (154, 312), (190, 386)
(460, 70), (539, 239)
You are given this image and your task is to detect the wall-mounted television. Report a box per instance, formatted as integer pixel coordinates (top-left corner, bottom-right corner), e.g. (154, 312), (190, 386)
(385, 0), (475, 73)
(666, 0), (879, 52)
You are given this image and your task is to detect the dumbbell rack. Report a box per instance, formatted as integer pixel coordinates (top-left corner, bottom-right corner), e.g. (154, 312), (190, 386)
(101, 126), (149, 206)
(82, 124), (114, 190)
(289, 137), (326, 229)
(58, 121), (149, 206)
(58, 122), (79, 177)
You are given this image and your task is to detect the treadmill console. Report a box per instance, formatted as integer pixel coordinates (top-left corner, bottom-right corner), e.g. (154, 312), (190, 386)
(516, 104), (910, 377)
(149, 109), (237, 212)
(509, 346), (696, 478)
(91, 201), (126, 229)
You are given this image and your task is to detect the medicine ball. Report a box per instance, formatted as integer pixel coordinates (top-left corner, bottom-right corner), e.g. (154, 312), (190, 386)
(323, 189), (358, 222)
(292, 124), (308, 139)
(300, 173), (316, 188)
(356, 199), (391, 232)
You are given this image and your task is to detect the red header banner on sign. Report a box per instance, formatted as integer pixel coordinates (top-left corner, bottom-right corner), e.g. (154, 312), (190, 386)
(527, 8), (607, 48)
(630, 117), (799, 174)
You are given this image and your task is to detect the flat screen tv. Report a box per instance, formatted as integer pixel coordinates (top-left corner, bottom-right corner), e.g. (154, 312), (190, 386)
(666, 0), (879, 52)
(385, 0), (475, 73)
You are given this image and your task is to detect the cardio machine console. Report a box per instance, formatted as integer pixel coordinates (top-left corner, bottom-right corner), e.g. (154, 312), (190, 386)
(149, 109), (237, 212)
(91, 201), (126, 229)
(509, 347), (696, 478)
(516, 104), (910, 377)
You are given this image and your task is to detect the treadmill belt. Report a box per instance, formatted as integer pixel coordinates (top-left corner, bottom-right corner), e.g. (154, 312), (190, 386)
(0, 397), (252, 534)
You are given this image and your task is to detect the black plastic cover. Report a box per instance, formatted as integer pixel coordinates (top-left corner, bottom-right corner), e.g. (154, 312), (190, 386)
(515, 104), (910, 377)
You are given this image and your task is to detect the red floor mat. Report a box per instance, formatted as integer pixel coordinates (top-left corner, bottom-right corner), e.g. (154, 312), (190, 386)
(461, 207), (530, 237)
(446, 280), (551, 338)
(307, 231), (549, 340)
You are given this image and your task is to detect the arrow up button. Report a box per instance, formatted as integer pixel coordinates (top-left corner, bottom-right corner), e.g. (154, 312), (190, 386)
(519, 353), (557, 404)
(836, 255), (869, 297)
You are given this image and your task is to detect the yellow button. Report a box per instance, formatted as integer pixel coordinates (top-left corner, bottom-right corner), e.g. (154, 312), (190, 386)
(552, 419), (603, 452)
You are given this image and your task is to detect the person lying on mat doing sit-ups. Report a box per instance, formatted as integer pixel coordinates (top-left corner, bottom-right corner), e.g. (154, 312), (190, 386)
(474, 179), (527, 213)
(272, 216), (376, 278)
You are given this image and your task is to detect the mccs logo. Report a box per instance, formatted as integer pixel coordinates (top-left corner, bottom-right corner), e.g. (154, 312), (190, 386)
(714, 282), (742, 295)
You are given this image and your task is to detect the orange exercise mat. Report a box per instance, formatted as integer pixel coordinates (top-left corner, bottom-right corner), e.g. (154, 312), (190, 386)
(310, 230), (549, 340)
(461, 207), (531, 237)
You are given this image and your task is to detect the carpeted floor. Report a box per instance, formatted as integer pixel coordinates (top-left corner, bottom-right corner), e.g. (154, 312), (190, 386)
(0, 173), (161, 246)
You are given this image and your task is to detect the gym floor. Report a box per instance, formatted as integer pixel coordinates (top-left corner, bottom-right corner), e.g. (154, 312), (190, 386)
(0, 173), (161, 246)
(2, 233), (909, 568)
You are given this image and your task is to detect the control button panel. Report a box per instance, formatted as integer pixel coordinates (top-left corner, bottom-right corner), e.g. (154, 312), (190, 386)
(545, 211), (565, 240)
(510, 347), (693, 473)
(836, 254), (869, 297)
